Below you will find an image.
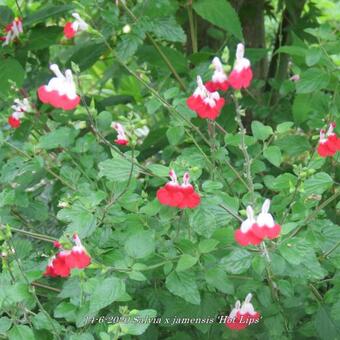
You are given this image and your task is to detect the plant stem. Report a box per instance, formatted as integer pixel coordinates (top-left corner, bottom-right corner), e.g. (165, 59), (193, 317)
(187, 2), (197, 53)
(10, 227), (56, 243)
(233, 95), (255, 205)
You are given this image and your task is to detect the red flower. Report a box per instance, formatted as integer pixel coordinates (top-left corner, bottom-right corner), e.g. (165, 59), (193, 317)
(251, 199), (281, 240)
(234, 206), (262, 246)
(157, 170), (200, 209)
(63, 13), (88, 39)
(38, 64), (80, 110)
(317, 123), (340, 158)
(64, 22), (76, 39)
(1, 17), (23, 46)
(177, 172), (201, 209)
(205, 57), (229, 92)
(64, 234), (91, 269)
(225, 294), (260, 331)
(187, 76), (225, 120)
(8, 116), (21, 128)
(111, 122), (129, 146)
(44, 234), (91, 278)
(228, 43), (253, 90)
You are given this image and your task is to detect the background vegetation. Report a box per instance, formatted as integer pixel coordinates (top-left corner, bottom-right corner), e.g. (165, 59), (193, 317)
(0, 0), (339, 339)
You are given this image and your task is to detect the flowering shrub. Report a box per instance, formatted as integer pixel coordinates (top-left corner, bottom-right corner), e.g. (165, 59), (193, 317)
(0, 1), (339, 339)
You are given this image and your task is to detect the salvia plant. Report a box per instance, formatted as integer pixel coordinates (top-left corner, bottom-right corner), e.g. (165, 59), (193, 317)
(0, 1), (339, 340)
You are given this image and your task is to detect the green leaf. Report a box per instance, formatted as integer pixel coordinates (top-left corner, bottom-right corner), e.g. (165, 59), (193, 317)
(276, 122), (294, 133)
(314, 306), (340, 340)
(39, 127), (79, 150)
(166, 126), (185, 145)
(276, 45), (307, 57)
(146, 164), (169, 177)
(296, 68), (330, 94)
(54, 302), (77, 322)
(8, 325), (35, 340)
(57, 202), (97, 238)
(193, 0), (243, 40)
(32, 312), (61, 332)
(176, 254), (198, 272)
(117, 33), (144, 61)
(0, 317), (12, 334)
(278, 239), (312, 265)
(202, 180), (223, 193)
(0, 6), (14, 24)
(0, 59), (25, 96)
(220, 248), (252, 274)
(264, 146), (282, 167)
(292, 94), (312, 123)
(251, 121), (273, 141)
(198, 239), (219, 253)
(29, 26), (62, 50)
(304, 172), (333, 196)
(305, 47), (322, 66)
(205, 267), (234, 294)
(125, 231), (155, 259)
(89, 277), (126, 313)
(150, 17), (186, 43)
(166, 271), (201, 305)
(24, 4), (75, 26)
(98, 158), (139, 182)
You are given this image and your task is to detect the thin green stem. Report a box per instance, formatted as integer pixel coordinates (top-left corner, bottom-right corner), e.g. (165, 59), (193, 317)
(187, 2), (197, 53)
(233, 95), (255, 205)
(10, 227), (56, 243)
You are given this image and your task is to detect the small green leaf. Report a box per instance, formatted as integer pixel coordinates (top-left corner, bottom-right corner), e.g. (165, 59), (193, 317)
(264, 146), (282, 167)
(39, 127), (79, 150)
(251, 121), (273, 141)
(198, 239), (219, 253)
(8, 325), (35, 340)
(176, 254), (198, 272)
(305, 47), (322, 66)
(125, 231), (155, 259)
(166, 126), (185, 145)
(276, 122), (294, 133)
(98, 158), (139, 182)
(0, 59), (25, 95)
(202, 180), (223, 193)
(292, 94), (312, 123)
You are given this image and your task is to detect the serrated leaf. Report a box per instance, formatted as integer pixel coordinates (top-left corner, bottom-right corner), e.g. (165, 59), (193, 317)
(8, 325), (35, 340)
(220, 248), (252, 274)
(150, 17), (186, 43)
(165, 271), (200, 305)
(0, 59), (25, 96)
(98, 158), (139, 182)
(304, 172), (333, 196)
(193, 0), (243, 40)
(198, 239), (219, 253)
(39, 127), (79, 149)
(89, 277), (126, 313)
(125, 231), (155, 259)
(296, 68), (330, 94)
(205, 267), (234, 294)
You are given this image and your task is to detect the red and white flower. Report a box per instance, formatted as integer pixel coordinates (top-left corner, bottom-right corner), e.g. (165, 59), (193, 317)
(38, 64), (80, 110)
(225, 293), (261, 331)
(317, 123), (340, 158)
(8, 98), (31, 129)
(157, 169), (184, 208)
(157, 170), (201, 209)
(187, 76), (225, 120)
(64, 234), (91, 269)
(64, 13), (89, 39)
(252, 199), (281, 240)
(111, 122), (129, 145)
(234, 206), (262, 246)
(1, 17), (23, 46)
(177, 172), (201, 209)
(205, 57), (229, 92)
(235, 199), (281, 246)
(228, 43), (253, 90)
(44, 234), (91, 278)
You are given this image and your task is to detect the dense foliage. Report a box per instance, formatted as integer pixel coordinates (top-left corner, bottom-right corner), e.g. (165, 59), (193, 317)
(0, 0), (339, 339)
